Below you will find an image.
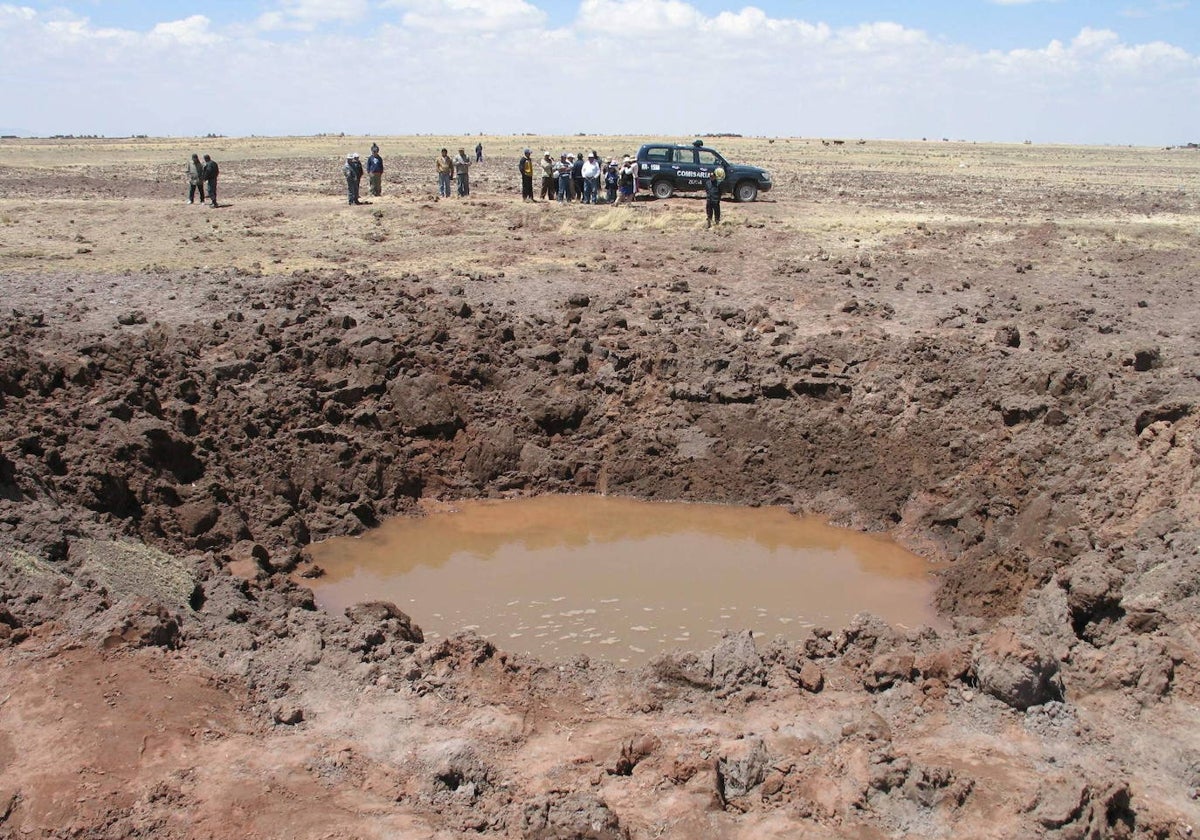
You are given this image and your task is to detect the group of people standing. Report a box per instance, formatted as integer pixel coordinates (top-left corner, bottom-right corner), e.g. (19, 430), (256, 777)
(343, 144), (385, 205)
(188, 140), (722, 226)
(435, 147), (474, 197)
(518, 148), (637, 205)
(185, 153), (220, 206)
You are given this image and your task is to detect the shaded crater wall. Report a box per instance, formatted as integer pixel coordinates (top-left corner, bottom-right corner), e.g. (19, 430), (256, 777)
(1, 269), (1194, 623)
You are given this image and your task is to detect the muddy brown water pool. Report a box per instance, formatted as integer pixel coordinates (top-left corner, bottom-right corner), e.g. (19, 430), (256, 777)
(307, 495), (942, 665)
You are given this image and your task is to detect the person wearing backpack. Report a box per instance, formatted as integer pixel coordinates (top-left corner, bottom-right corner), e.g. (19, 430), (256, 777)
(201, 154), (219, 207)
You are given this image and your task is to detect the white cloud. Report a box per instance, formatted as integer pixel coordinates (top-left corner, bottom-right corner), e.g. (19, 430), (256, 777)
(384, 0), (547, 32)
(149, 16), (218, 47)
(0, 1), (1196, 145)
(576, 0), (703, 35)
(257, 0), (371, 31)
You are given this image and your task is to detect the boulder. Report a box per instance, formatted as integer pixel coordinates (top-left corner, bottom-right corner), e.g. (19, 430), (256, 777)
(973, 627), (1063, 710)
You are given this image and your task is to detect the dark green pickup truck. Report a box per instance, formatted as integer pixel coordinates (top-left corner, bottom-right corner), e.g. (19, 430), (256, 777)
(635, 141), (772, 202)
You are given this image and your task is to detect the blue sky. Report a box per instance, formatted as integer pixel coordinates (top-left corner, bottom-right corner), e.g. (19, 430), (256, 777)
(1, 0), (1198, 143)
(23, 0), (1199, 50)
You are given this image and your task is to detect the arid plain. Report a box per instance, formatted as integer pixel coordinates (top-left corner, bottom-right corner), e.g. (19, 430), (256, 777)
(1, 135), (1199, 838)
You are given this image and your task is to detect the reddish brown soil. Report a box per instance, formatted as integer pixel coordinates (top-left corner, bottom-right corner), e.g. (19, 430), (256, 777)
(1, 136), (1199, 838)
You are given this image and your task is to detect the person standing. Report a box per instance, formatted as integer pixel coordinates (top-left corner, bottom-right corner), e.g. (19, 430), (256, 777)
(454, 148), (471, 196)
(187, 154), (205, 204)
(436, 148), (454, 197)
(603, 159), (619, 204)
(518, 148), (535, 202)
(366, 143), (384, 197)
(555, 154), (572, 203)
(343, 153), (364, 205)
(580, 153), (600, 204)
(571, 152), (585, 203)
(201, 154), (219, 207)
(539, 152), (556, 201)
(475, 142), (483, 163)
(614, 157), (635, 206)
(705, 167), (725, 227)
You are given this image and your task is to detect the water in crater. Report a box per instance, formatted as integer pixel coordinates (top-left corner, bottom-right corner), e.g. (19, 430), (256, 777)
(306, 495), (941, 666)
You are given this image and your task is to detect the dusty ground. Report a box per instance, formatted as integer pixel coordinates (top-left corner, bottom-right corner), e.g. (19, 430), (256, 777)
(1, 134), (1199, 838)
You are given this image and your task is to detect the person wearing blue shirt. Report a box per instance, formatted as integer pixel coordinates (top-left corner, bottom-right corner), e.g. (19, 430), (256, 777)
(366, 144), (384, 197)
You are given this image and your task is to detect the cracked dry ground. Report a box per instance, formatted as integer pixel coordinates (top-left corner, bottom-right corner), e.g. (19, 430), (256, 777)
(1, 135), (1200, 838)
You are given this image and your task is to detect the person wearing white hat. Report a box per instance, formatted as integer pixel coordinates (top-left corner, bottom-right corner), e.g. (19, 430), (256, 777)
(614, 156), (636, 206)
(580, 153), (600, 204)
(343, 152), (364, 205)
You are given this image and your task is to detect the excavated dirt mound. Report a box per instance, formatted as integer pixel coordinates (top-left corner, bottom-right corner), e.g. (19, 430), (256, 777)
(1, 135), (1199, 838)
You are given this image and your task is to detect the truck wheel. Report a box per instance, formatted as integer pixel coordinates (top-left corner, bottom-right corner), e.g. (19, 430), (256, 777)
(652, 180), (674, 199)
(734, 181), (758, 202)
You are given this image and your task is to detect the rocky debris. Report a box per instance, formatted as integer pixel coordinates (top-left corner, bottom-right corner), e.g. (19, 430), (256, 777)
(1126, 346), (1161, 371)
(521, 792), (625, 840)
(862, 651), (916, 691)
(841, 712), (892, 742)
(100, 600), (181, 649)
(866, 752), (974, 809)
(716, 738), (771, 802)
(1026, 777), (1134, 838)
(344, 600), (424, 648)
(994, 325), (1021, 348)
(605, 734), (661, 777)
(785, 659), (825, 693)
(649, 630), (766, 696)
(973, 627), (1063, 710)
(271, 702), (304, 725)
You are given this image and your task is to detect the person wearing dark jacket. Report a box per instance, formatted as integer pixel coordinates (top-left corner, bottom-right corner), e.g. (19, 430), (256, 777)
(571, 153), (585, 203)
(705, 167), (724, 228)
(201, 154), (219, 207)
(366, 144), (384, 196)
(343, 153), (364, 204)
(187, 154), (205, 204)
(518, 148), (535, 202)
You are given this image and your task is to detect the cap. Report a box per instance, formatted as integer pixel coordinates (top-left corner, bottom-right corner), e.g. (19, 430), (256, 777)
(346, 153), (354, 159)
(523, 148), (531, 154)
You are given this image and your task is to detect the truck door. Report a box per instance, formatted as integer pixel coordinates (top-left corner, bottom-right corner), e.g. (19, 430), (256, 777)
(672, 148), (702, 190)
